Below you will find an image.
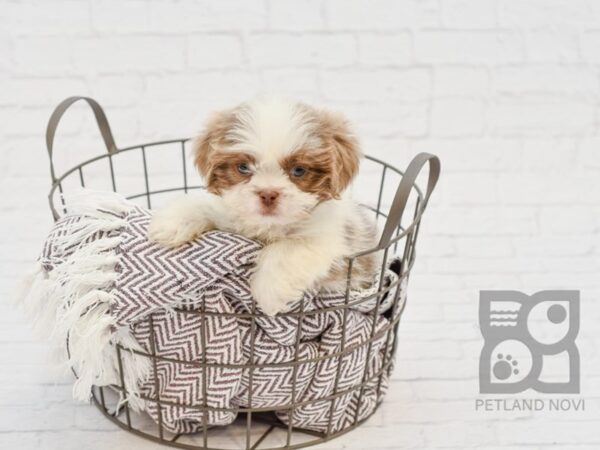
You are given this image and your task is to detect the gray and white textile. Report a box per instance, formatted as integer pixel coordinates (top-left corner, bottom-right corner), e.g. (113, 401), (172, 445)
(21, 191), (405, 435)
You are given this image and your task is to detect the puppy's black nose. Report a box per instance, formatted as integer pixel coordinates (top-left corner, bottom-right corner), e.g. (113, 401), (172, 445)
(258, 190), (280, 208)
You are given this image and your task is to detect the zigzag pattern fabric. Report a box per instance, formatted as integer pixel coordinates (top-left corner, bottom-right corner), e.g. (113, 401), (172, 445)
(39, 199), (405, 435)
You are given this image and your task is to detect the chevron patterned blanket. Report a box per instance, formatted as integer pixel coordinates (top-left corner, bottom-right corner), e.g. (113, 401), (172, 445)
(22, 191), (405, 435)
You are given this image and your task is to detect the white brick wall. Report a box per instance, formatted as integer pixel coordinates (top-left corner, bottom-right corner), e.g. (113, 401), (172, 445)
(1, 1), (599, 449)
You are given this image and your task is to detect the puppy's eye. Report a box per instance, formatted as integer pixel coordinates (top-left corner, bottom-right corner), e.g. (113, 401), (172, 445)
(290, 166), (306, 177)
(237, 162), (252, 175)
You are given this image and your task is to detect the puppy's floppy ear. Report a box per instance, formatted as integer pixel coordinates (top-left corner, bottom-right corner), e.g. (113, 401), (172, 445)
(316, 109), (361, 198)
(193, 109), (236, 192)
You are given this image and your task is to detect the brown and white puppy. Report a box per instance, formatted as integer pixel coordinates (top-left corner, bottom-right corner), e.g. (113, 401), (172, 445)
(148, 97), (378, 315)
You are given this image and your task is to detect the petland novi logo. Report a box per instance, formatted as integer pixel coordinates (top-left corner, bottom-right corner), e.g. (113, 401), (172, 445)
(479, 290), (580, 394)
(476, 290), (583, 412)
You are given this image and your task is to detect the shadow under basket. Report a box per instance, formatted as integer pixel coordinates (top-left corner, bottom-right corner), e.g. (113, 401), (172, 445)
(45, 97), (440, 450)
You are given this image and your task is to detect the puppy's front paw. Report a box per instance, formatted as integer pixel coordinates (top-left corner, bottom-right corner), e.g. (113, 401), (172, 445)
(148, 215), (196, 248)
(250, 268), (303, 316)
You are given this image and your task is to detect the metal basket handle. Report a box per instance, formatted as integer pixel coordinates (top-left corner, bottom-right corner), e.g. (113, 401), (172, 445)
(377, 152), (440, 250)
(46, 96), (117, 182)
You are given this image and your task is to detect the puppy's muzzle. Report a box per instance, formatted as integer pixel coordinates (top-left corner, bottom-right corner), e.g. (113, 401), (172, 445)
(257, 189), (280, 211)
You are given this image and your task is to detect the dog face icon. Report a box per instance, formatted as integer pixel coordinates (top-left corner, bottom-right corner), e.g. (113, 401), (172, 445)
(479, 290), (580, 394)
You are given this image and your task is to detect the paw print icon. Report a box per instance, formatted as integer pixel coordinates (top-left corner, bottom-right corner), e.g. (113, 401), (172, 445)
(479, 290), (580, 394)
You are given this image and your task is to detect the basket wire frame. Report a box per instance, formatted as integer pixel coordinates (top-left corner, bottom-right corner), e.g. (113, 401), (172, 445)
(45, 97), (440, 450)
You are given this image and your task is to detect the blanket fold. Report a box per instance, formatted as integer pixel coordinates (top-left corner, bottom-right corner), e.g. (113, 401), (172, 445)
(21, 191), (405, 435)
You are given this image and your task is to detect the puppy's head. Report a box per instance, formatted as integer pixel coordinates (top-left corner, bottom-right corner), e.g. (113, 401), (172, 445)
(193, 97), (360, 231)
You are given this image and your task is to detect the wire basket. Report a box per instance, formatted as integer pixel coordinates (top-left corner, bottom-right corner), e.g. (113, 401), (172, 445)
(44, 97), (440, 450)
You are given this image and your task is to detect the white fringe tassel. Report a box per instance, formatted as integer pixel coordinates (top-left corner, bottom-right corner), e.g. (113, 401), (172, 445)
(17, 190), (151, 411)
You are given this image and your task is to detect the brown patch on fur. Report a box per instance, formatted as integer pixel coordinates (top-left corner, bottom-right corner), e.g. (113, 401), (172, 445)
(193, 109), (242, 193)
(204, 151), (255, 194)
(314, 109), (360, 197)
(280, 149), (336, 201)
(280, 108), (361, 200)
